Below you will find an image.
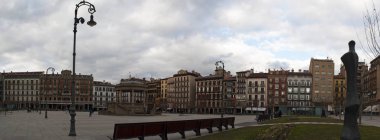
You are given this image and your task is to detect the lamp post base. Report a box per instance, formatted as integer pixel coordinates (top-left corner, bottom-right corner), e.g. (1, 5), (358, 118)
(45, 110), (48, 119)
(68, 108), (76, 136)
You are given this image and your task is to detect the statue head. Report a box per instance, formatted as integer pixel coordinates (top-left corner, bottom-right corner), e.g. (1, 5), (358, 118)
(349, 40), (355, 52)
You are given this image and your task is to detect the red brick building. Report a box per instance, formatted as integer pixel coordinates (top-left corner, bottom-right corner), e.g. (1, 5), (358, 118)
(267, 69), (288, 114)
(40, 70), (93, 111)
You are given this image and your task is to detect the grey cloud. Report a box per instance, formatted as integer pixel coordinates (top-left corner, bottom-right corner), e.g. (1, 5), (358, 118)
(0, 0), (373, 84)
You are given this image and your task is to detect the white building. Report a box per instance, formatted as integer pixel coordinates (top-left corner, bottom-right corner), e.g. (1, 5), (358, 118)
(287, 69), (313, 114)
(93, 81), (116, 111)
(245, 72), (268, 114)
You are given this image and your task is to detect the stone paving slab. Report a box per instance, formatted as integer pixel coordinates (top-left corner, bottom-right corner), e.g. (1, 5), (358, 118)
(0, 111), (256, 140)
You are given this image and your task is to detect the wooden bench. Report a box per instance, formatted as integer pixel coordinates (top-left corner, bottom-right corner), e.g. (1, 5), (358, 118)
(112, 122), (165, 140)
(111, 117), (235, 140)
(226, 117), (235, 128)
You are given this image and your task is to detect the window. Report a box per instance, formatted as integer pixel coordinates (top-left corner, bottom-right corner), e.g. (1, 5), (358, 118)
(293, 95), (298, 100)
(293, 87), (298, 93)
(288, 94), (292, 100)
(300, 95), (305, 100)
(300, 88), (305, 93)
(288, 87), (292, 93)
(306, 88), (310, 93)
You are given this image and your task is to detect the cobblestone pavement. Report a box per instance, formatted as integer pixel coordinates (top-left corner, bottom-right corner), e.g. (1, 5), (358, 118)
(0, 110), (257, 140)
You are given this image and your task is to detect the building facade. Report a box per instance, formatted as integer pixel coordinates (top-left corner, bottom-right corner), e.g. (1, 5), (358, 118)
(93, 81), (116, 111)
(245, 73), (267, 114)
(309, 58), (334, 111)
(167, 70), (200, 113)
(195, 76), (223, 114)
(235, 70), (253, 114)
(333, 75), (346, 114)
(0, 73), (3, 108)
(160, 78), (168, 110)
(287, 70), (313, 115)
(40, 70), (93, 111)
(225, 76), (236, 114)
(3, 71), (43, 110)
(146, 79), (161, 112)
(368, 56), (380, 106)
(267, 69), (288, 114)
(195, 67), (232, 114)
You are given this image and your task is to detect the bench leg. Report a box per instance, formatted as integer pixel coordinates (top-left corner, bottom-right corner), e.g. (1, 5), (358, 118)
(207, 127), (212, 133)
(159, 134), (166, 140)
(194, 129), (201, 136)
(179, 131), (185, 139)
(218, 126), (222, 131)
(138, 136), (144, 140)
(224, 125), (228, 130)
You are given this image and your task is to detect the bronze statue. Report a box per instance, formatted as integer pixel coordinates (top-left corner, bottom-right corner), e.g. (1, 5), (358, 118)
(341, 40), (360, 140)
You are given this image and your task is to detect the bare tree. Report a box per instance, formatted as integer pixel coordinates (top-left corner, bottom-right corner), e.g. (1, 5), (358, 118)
(361, 2), (380, 58)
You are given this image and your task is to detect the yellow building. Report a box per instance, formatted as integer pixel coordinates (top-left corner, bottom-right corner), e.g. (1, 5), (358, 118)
(167, 70), (200, 113)
(333, 75), (346, 113)
(309, 58), (335, 104)
(160, 78), (168, 109)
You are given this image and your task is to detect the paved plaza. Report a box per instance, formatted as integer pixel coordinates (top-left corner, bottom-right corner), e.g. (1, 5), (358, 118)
(0, 110), (256, 140)
(2, 111), (380, 140)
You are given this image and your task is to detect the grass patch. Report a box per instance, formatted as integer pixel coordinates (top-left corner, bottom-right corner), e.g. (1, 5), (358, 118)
(289, 124), (380, 140)
(261, 116), (343, 124)
(191, 124), (380, 140)
(190, 125), (270, 140)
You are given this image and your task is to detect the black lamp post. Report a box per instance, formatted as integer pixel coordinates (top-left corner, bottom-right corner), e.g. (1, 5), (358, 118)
(215, 61), (225, 118)
(45, 67), (55, 119)
(69, 0), (96, 136)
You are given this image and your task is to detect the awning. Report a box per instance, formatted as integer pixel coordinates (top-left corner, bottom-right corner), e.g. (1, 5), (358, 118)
(245, 107), (266, 111)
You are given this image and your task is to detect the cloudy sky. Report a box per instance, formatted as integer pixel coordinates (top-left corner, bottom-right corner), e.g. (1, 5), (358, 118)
(0, 0), (377, 84)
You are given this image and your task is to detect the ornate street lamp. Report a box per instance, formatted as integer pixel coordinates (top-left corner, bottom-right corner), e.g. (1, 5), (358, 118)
(45, 67), (55, 119)
(215, 61), (225, 118)
(69, 0), (96, 136)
